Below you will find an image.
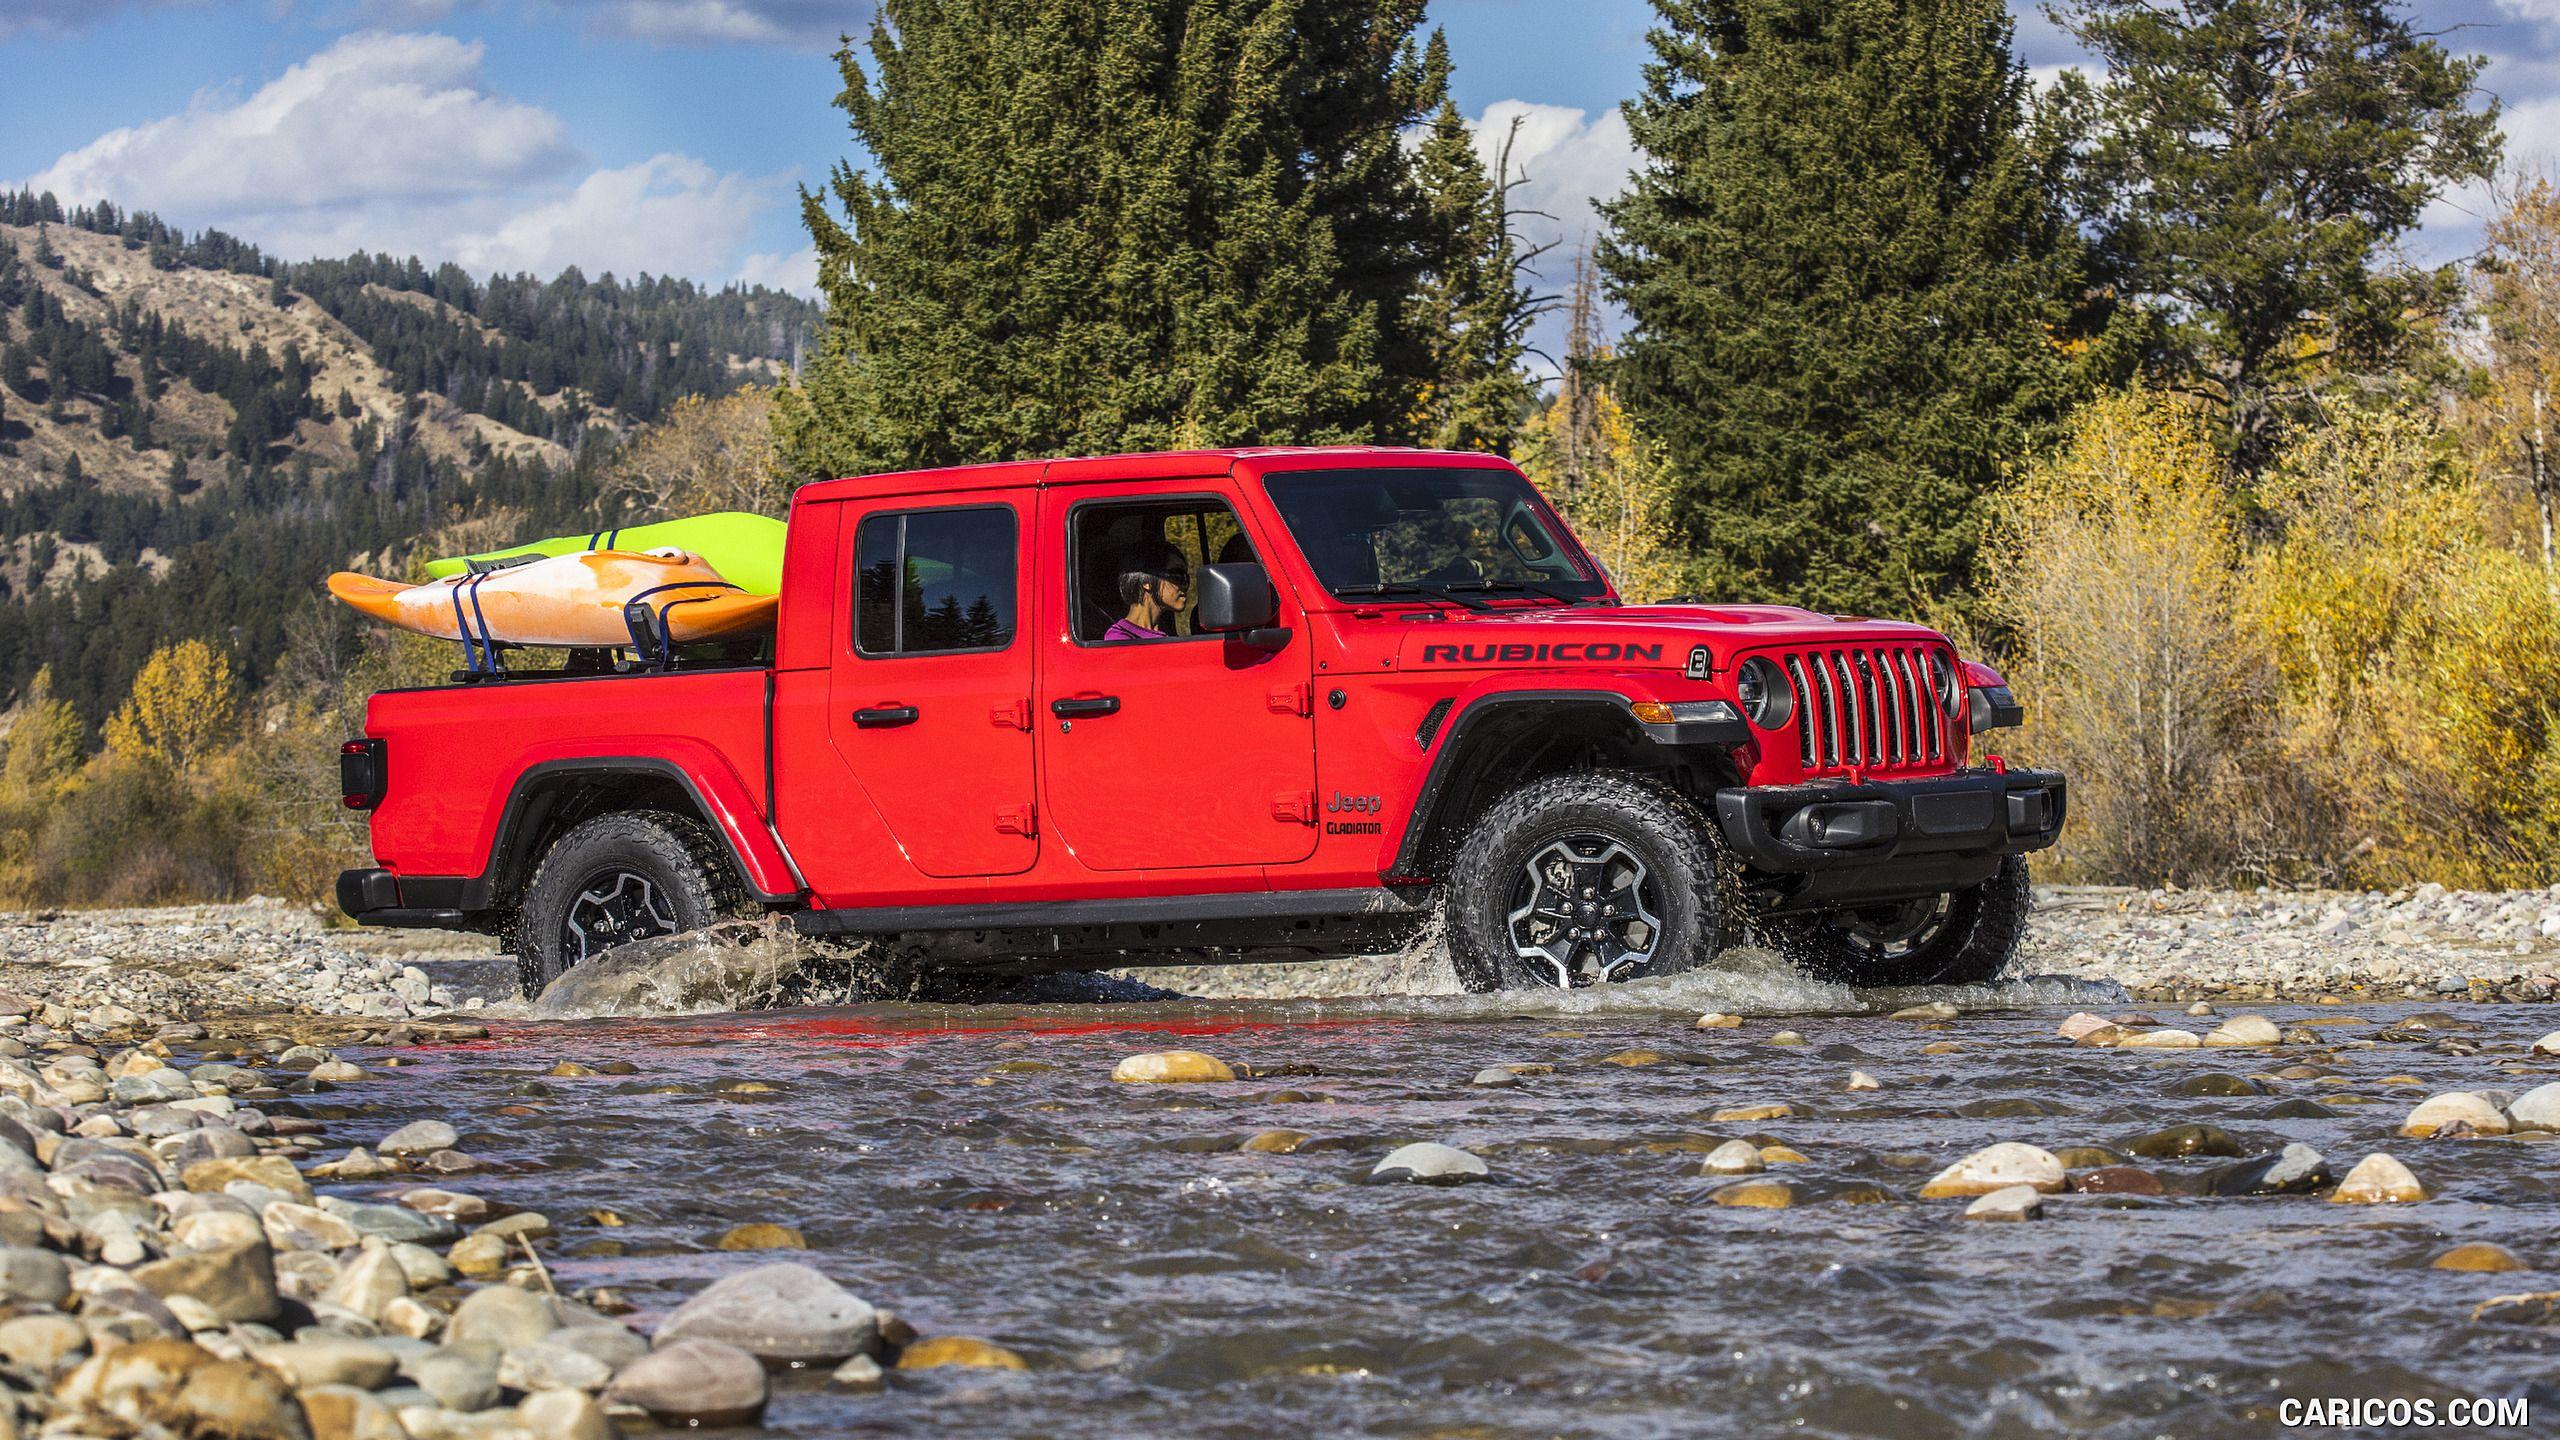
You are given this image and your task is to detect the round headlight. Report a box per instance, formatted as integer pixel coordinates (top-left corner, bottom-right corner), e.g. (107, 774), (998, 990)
(1930, 652), (1961, 717)
(1737, 656), (1794, 730)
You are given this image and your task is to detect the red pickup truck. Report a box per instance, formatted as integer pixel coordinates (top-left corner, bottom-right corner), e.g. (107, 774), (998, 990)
(337, 446), (2065, 995)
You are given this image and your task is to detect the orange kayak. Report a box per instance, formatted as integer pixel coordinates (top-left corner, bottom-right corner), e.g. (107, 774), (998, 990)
(327, 549), (778, 648)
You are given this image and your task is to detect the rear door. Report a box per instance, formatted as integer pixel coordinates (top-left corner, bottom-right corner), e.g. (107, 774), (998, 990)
(1036, 480), (1316, 871)
(817, 493), (1039, 878)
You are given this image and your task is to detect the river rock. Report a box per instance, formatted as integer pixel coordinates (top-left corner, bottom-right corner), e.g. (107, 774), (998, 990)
(898, 1335), (1028, 1370)
(318, 1240), (410, 1319)
(1366, 1142), (1489, 1185)
(1700, 1139), (1763, 1175)
(2432, 1242), (2525, 1273)
(131, 1239), (278, 1322)
(550, 1324), (649, 1371)
(299, 1384), (407, 1440)
(250, 1334), (399, 1390)
(1962, 1184), (2043, 1221)
(448, 1285), (564, 1349)
(605, 1339), (768, 1427)
(653, 1262), (879, 1363)
(1239, 1129), (1308, 1153)
(498, 1339), (614, 1393)
(263, 1201), (362, 1252)
(1695, 1013), (1742, 1029)
(0, 1244), (69, 1306)
(1708, 1179), (1795, 1208)
(2071, 1166), (2164, 1195)
(2125, 1123), (2243, 1159)
(714, 1223), (805, 1251)
(183, 1155), (313, 1206)
(1846, 1070), (1881, 1091)
(1469, 1067), (1517, 1088)
(1919, 1142), (2065, 1198)
(2057, 1013), (2114, 1041)
(2203, 1015), (2282, 1046)
(1111, 1051), (1235, 1083)
(0, 1312), (86, 1373)
(2330, 1152), (2427, 1204)
(1891, 1001), (1959, 1021)
(2532, 1030), (2560, 1057)
(449, 1232), (509, 1277)
(379, 1121), (458, 1157)
(404, 1346), (501, 1411)
(2204, 1143), (2330, 1196)
(829, 1353), (886, 1391)
(2117, 1028), (2201, 1048)
(1709, 1103), (1795, 1123)
(2505, 1082), (2560, 1131)
(517, 1387), (613, 1440)
(165, 1357), (308, 1440)
(2400, 1092), (2510, 1138)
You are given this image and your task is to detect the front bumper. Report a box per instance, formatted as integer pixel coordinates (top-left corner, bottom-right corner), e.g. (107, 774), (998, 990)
(1714, 767), (2066, 874)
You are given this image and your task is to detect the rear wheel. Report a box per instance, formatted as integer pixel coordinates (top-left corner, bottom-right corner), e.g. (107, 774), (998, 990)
(1763, 856), (2031, 987)
(1443, 772), (1731, 992)
(512, 812), (745, 997)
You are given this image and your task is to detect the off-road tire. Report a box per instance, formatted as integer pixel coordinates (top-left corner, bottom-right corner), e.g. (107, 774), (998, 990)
(511, 811), (747, 998)
(1765, 856), (2031, 988)
(1443, 771), (1732, 993)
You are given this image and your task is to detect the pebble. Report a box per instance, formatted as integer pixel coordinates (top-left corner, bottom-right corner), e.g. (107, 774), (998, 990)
(1599, 1048), (1665, 1066)
(1694, 1013), (1742, 1029)
(1239, 1129), (1308, 1154)
(2330, 1153), (2427, 1204)
(714, 1223), (807, 1251)
(2203, 1015), (2282, 1046)
(517, 1388), (614, 1440)
(1700, 1139), (1763, 1175)
(1961, 1185), (2043, 1221)
(2057, 1013), (2114, 1041)
(2432, 1242), (2525, 1273)
(1708, 1103), (1795, 1123)
(2116, 1028), (2202, 1049)
(605, 1338), (769, 1427)
(898, 1335), (1029, 1370)
(1846, 1070), (1881, 1091)
(653, 1262), (880, 1364)
(446, 1284), (563, 1348)
(379, 1120), (459, 1156)
(1469, 1068), (1517, 1088)
(1920, 1143), (2065, 1198)
(2205, 1143), (2331, 1196)
(1110, 1051), (1235, 1084)
(828, 1353), (886, 1391)
(1707, 1179), (1796, 1208)
(2532, 1031), (2560, 1057)
(249, 1333), (398, 1389)
(1367, 1142), (1489, 1185)
(1767, 1031), (1806, 1047)
(2400, 1092), (2511, 1138)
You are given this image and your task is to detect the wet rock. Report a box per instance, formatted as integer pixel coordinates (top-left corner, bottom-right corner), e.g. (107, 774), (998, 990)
(714, 1223), (806, 1251)
(517, 1388), (613, 1440)
(653, 1262), (879, 1364)
(2505, 1082), (2560, 1131)
(449, 1232), (509, 1278)
(1599, 1048), (1665, 1066)
(250, 1335), (399, 1390)
(379, 1121), (458, 1157)
(1919, 1142), (2065, 1198)
(263, 1201), (362, 1252)
(897, 1335), (1029, 1371)
(1758, 1144), (1809, 1165)
(2330, 1153), (2427, 1204)
(310, 1148), (393, 1182)
(2057, 1013), (2114, 1041)
(2075, 1025), (2127, 1047)
(1708, 1103), (1796, 1123)
(2171, 1074), (2266, 1098)
(1367, 1142), (1489, 1186)
(1707, 1179), (1796, 1208)
(551, 1324), (649, 1372)
(1239, 1129), (1308, 1154)
(2117, 1028), (2201, 1049)
(182, 1155), (314, 1206)
(2531, 1030), (2560, 1057)
(1469, 1068), (1517, 1088)
(319, 1198), (456, 1245)
(447, 1285), (564, 1349)
(828, 1354), (886, 1392)
(2263, 1099), (2340, 1120)
(1700, 1140), (1763, 1175)
(497, 1339), (614, 1393)
(309, 1061), (367, 1083)
(1846, 1070), (1881, 1091)
(1110, 1051), (1235, 1084)
(1891, 1001), (1959, 1021)
(2050, 1145), (2129, 1169)
(2203, 1015), (2282, 1047)
(2124, 1124), (2243, 1159)
(1767, 1031), (1806, 1047)
(605, 1339), (769, 1427)
(131, 1238), (278, 1322)
(1694, 1013), (1742, 1029)
(318, 1240), (410, 1320)
(2433, 1242), (2525, 1273)
(1962, 1185), (2042, 1221)
(404, 1346), (501, 1411)
(2204, 1143), (2331, 1197)
(2071, 1166), (2165, 1195)
(2400, 1092), (2510, 1139)
(0, 1244), (69, 1306)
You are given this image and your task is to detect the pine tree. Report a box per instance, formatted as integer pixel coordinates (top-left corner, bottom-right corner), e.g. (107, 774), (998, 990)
(1600, 0), (2093, 617)
(776, 0), (1460, 481)
(1410, 94), (1546, 454)
(2051, 0), (2501, 473)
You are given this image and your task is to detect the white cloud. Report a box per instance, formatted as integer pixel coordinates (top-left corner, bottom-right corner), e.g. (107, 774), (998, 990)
(29, 32), (578, 215)
(736, 244), (819, 294)
(1463, 100), (1639, 372)
(19, 30), (795, 286)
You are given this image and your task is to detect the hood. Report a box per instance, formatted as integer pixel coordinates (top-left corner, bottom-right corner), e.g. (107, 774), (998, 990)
(1380, 601), (1947, 675)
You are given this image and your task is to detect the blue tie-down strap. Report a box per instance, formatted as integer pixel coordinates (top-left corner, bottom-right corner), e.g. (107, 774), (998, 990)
(448, 572), (500, 674)
(620, 580), (740, 666)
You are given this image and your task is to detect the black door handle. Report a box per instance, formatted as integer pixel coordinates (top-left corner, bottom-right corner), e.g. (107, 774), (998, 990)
(854, 705), (919, 728)
(1050, 695), (1121, 719)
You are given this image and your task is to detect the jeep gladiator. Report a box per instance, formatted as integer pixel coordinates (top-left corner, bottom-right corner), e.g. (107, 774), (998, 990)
(336, 446), (2067, 994)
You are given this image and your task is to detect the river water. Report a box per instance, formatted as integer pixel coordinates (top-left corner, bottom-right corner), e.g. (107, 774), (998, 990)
(287, 967), (2560, 1439)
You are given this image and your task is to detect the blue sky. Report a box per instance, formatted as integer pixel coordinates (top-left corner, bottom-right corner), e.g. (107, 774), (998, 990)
(1, 0), (2549, 365)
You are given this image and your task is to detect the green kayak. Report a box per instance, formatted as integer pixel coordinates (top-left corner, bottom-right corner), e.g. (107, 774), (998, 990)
(425, 512), (790, 595)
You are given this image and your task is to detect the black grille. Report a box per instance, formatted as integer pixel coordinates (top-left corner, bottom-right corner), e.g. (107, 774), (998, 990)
(1777, 645), (1947, 772)
(1416, 698), (1454, 750)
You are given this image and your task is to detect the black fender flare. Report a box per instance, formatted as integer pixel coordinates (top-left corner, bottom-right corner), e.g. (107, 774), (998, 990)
(459, 757), (801, 911)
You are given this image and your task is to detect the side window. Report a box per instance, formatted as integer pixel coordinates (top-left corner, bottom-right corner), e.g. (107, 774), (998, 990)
(1071, 497), (1258, 644)
(853, 507), (1017, 656)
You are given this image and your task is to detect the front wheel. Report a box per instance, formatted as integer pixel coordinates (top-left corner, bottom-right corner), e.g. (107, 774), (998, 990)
(511, 812), (745, 997)
(1762, 856), (2031, 988)
(1443, 772), (1732, 992)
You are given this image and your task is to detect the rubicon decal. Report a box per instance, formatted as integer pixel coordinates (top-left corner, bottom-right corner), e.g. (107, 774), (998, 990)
(1418, 642), (1664, 664)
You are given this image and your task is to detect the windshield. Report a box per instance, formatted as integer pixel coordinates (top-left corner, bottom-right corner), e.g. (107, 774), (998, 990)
(1262, 468), (1610, 603)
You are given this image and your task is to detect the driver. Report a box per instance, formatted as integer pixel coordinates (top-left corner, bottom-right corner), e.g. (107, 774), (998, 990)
(1103, 544), (1189, 641)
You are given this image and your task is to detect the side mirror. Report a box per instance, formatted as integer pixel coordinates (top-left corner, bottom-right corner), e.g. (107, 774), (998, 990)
(1196, 563), (1278, 631)
(1195, 563), (1289, 650)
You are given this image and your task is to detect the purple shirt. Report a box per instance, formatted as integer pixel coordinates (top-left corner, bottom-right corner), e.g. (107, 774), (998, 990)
(1103, 618), (1166, 642)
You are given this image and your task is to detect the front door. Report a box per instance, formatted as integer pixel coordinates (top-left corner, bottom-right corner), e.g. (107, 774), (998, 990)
(818, 495), (1038, 879)
(1037, 485), (1316, 871)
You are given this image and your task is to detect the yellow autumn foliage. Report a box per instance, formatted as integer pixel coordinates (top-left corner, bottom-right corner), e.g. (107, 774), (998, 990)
(102, 638), (238, 774)
(1516, 379), (1687, 603)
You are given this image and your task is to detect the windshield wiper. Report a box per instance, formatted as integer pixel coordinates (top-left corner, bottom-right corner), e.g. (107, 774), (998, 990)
(1447, 580), (1611, 607)
(1336, 582), (1493, 612)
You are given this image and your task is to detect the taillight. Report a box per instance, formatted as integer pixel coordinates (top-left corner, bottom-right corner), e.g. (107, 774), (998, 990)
(340, 739), (387, 810)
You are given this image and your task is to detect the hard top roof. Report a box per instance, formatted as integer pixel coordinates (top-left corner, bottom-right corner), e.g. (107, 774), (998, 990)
(791, 444), (1515, 505)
